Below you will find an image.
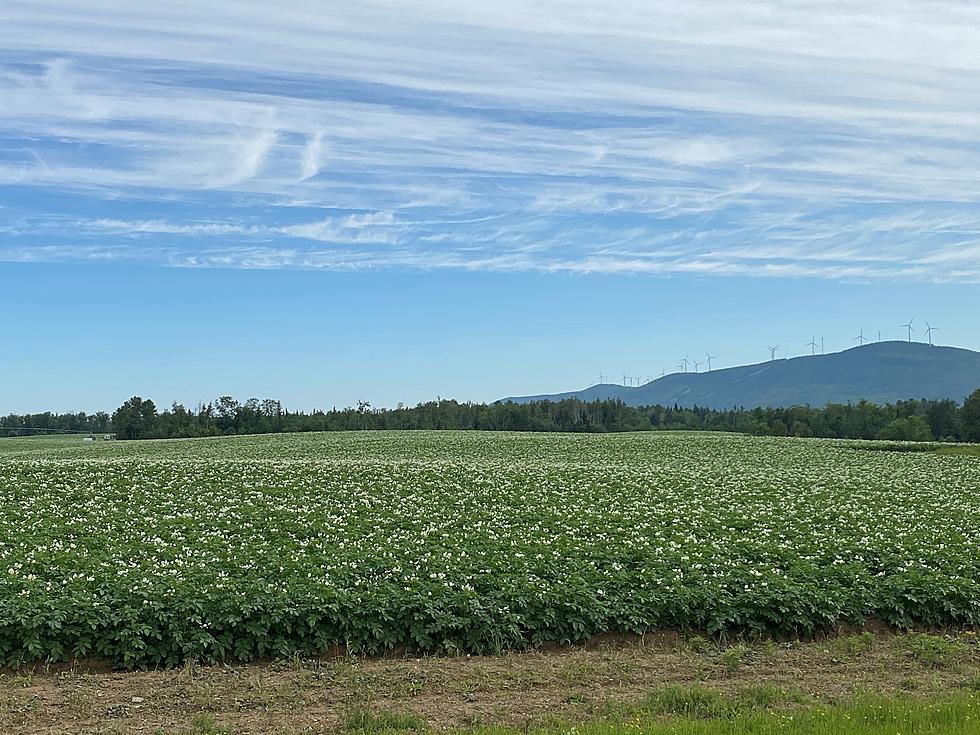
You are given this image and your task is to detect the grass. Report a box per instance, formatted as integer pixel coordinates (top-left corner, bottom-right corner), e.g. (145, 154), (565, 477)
(900, 633), (970, 667)
(721, 644), (750, 672)
(829, 632), (876, 655)
(343, 707), (429, 733)
(641, 684), (732, 718)
(336, 692), (980, 735)
(3, 632), (979, 734)
(529, 693), (980, 734)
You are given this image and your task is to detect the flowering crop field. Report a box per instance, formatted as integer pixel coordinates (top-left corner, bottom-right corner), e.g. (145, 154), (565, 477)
(1, 431), (978, 667)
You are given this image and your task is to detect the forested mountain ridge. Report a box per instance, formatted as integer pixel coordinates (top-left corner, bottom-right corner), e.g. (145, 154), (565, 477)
(4, 342), (980, 443)
(503, 341), (980, 409)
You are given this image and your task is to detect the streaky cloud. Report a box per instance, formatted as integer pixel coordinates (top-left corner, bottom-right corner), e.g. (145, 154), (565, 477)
(0, 2), (979, 281)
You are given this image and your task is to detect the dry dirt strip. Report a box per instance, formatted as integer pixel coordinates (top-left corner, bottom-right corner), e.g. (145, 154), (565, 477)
(2, 631), (978, 734)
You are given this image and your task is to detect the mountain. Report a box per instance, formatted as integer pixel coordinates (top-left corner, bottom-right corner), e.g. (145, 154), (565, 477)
(501, 341), (980, 410)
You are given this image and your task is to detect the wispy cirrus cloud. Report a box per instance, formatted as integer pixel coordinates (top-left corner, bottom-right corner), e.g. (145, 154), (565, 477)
(299, 131), (324, 181)
(280, 211), (400, 244)
(88, 219), (263, 236)
(1, 1), (980, 281)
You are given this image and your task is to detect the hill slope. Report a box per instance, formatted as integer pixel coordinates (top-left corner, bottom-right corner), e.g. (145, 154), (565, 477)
(502, 341), (980, 409)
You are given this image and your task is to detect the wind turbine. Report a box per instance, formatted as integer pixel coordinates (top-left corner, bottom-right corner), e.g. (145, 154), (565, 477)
(902, 318), (915, 342)
(767, 345), (779, 361)
(692, 360), (701, 373)
(854, 329), (867, 347)
(705, 353), (716, 371)
(807, 336), (819, 356)
(925, 322), (938, 346)
(680, 354), (689, 373)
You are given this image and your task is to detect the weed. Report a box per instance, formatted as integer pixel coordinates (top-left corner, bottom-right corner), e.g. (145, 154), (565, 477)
(722, 644), (750, 672)
(686, 636), (713, 654)
(830, 632), (876, 655)
(560, 659), (600, 685)
(959, 673), (980, 692)
(187, 714), (233, 735)
(642, 684), (731, 718)
(900, 634), (966, 668)
(735, 684), (801, 709)
(342, 707), (428, 733)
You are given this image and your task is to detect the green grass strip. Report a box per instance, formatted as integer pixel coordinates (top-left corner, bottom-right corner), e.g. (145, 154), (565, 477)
(341, 692), (980, 735)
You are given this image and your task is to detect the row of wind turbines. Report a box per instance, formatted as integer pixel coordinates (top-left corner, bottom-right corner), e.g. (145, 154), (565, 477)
(789, 318), (939, 360)
(601, 318), (942, 387)
(605, 351), (719, 385)
(675, 353), (717, 375)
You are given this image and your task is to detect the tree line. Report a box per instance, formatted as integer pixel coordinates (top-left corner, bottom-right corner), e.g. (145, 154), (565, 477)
(3, 390), (979, 442)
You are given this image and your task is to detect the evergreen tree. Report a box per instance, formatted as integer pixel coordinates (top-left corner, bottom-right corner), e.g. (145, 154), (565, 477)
(962, 389), (980, 443)
(111, 396), (158, 440)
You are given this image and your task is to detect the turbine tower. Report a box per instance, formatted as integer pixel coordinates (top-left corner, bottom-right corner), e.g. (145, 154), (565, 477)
(925, 322), (939, 346)
(807, 336), (819, 356)
(693, 360), (701, 373)
(854, 329), (866, 347)
(705, 353), (716, 371)
(902, 318), (915, 342)
(680, 354), (689, 373)
(767, 345), (779, 361)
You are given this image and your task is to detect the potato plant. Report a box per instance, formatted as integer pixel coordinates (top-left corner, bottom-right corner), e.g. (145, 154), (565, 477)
(0, 431), (978, 667)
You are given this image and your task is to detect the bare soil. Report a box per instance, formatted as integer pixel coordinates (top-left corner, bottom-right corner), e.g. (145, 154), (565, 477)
(2, 630), (978, 734)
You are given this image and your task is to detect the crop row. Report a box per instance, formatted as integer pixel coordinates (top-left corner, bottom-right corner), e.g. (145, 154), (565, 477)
(1, 431), (978, 667)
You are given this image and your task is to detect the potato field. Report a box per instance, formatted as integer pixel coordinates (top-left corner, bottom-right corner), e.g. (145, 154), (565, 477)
(1, 431), (978, 667)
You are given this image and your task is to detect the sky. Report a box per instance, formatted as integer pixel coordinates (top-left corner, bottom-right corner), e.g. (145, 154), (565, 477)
(2, 1), (980, 413)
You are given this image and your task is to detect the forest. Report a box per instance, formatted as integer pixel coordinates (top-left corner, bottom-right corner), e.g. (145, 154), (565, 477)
(4, 389), (980, 442)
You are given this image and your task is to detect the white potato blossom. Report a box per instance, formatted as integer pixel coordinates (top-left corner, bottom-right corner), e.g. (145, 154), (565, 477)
(0, 430), (977, 666)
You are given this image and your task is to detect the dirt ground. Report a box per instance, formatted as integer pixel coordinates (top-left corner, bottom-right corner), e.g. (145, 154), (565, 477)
(2, 630), (978, 734)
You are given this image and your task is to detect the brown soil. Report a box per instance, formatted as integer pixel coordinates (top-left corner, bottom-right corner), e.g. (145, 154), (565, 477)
(2, 630), (978, 734)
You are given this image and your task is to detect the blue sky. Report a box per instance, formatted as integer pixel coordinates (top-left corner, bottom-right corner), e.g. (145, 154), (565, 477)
(2, 1), (979, 413)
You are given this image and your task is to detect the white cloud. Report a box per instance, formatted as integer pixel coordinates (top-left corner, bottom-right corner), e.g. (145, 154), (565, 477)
(88, 219), (262, 235)
(223, 129), (278, 186)
(299, 131), (324, 180)
(1, 1), (980, 281)
(279, 211), (400, 244)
